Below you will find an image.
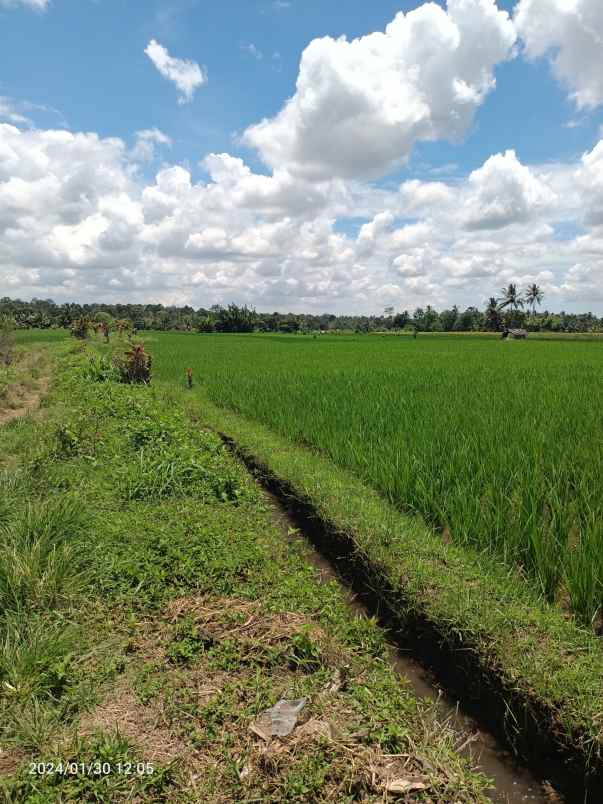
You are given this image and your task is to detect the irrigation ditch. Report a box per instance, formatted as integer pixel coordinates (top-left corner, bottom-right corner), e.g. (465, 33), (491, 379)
(218, 431), (599, 804)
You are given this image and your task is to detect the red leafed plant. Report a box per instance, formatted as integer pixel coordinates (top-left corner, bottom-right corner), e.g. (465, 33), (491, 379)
(114, 343), (152, 384)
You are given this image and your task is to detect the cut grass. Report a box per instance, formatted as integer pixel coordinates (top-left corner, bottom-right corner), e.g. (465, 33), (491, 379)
(0, 343), (491, 802)
(180, 385), (603, 799)
(0, 346), (52, 426)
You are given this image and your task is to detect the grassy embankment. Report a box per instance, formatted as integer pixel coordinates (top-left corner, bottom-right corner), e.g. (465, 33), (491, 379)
(0, 339), (489, 802)
(149, 331), (603, 627)
(176, 383), (603, 798)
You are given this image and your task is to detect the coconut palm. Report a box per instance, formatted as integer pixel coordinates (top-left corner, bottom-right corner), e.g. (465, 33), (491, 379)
(525, 283), (544, 314)
(484, 297), (502, 331)
(498, 283), (524, 312)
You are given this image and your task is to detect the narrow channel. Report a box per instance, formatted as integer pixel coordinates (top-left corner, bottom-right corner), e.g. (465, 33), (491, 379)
(263, 486), (555, 804)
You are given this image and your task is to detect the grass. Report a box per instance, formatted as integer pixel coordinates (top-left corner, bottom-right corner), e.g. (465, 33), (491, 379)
(0, 340), (490, 801)
(147, 331), (603, 625)
(186, 386), (603, 795)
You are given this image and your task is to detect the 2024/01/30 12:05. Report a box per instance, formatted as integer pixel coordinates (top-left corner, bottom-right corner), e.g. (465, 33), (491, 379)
(28, 761), (155, 776)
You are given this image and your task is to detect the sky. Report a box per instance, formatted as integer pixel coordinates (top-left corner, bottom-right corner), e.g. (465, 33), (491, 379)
(1, 0), (603, 314)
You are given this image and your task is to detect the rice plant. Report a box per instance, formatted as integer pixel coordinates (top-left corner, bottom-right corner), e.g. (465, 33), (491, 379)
(150, 332), (603, 625)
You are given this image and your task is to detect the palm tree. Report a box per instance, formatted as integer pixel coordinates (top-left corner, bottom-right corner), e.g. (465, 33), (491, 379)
(484, 297), (502, 331)
(498, 283), (524, 312)
(525, 283), (544, 314)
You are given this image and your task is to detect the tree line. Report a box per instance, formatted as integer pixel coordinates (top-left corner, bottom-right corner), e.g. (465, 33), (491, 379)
(1, 288), (601, 335)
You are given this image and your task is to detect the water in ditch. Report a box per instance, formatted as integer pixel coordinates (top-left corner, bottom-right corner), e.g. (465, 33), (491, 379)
(266, 493), (554, 804)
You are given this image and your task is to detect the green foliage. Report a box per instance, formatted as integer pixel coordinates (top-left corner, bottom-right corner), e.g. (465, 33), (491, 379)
(113, 343), (152, 384)
(83, 354), (120, 383)
(150, 331), (603, 626)
(0, 314), (16, 368)
(0, 614), (80, 703)
(289, 629), (323, 672)
(166, 617), (213, 665)
(0, 498), (87, 615)
(122, 441), (245, 503)
(3, 295), (602, 334)
(70, 317), (90, 340)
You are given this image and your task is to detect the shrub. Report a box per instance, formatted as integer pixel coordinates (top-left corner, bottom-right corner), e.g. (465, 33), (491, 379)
(0, 315), (15, 368)
(83, 354), (120, 383)
(70, 317), (90, 340)
(114, 344), (152, 385)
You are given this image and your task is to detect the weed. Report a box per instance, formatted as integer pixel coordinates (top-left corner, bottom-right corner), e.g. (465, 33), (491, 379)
(0, 613), (80, 707)
(166, 616), (213, 664)
(289, 629), (323, 672)
(83, 354), (120, 383)
(114, 343), (152, 385)
(122, 442), (245, 503)
(0, 498), (87, 614)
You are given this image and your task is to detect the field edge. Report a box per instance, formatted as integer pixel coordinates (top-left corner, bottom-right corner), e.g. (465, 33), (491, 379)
(177, 386), (603, 801)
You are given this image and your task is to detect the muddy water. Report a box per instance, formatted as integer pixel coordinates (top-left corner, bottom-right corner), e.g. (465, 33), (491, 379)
(267, 495), (551, 804)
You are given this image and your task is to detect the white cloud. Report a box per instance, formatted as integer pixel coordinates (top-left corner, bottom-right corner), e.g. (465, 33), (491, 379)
(0, 98), (31, 125)
(130, 128), (172, 162)
(1, 120), (603, 313)
(0, 0), (49, 9)
(144, 39), (206, 104)
(241, 43), (263, 60)
(515, 0), (603, 109)
(461, 149), (556, 230)
(574, 140), (603, 228)
(244, 0), (516, 179)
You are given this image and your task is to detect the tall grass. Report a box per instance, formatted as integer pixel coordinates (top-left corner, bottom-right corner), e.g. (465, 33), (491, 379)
(0, 497), (87, 615)
(150, 332), (603, 625)
(0, 493), (87, 746)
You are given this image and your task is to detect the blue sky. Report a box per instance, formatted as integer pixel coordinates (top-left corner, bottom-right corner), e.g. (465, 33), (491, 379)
(3, 0), (600, 174)
(1, 0), (603, 313)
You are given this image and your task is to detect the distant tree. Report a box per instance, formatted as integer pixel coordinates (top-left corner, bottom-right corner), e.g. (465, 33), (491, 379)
(0, 295), (601, 336)
(423, 305), (440, 331)
(214, 304), (256, 333)
(439, 306), (458, 332)
(392, 311), (409, 330)
(484, 298), (503, 331)
(498, 283), (524, 312)
(196, 315), (216, 333)
(525, 283), (544, 314)
(413, 307), (425, 331)
(497, 284), (526, 328)
(455, 306), (483, 331)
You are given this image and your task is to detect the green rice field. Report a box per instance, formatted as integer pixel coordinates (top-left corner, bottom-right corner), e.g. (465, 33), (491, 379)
(149, 332), (603, 625)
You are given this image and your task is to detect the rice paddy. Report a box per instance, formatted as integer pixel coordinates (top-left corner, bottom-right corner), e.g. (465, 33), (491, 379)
(150, 332), (603, 625)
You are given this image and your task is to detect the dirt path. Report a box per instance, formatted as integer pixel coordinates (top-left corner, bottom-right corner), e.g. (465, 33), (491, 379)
(0, 347), (51, 426)
(0, 376), (49, 426)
